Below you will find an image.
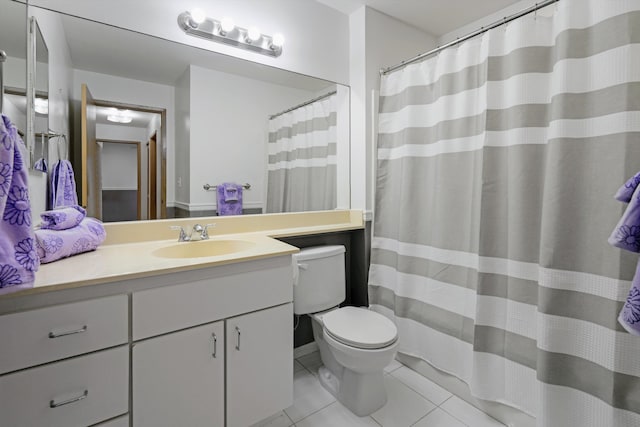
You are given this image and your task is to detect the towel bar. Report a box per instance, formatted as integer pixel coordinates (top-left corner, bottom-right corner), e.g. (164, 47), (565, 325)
(203, 183), (251, 191)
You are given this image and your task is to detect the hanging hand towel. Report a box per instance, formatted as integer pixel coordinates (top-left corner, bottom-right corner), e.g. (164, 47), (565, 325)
(35, 217), (106, 264)
(619, 261), (640, 336)
(609, 178), (640, 252)
(50, 159), (78, 208)
(40, 205), (86, 230)
(0, 115), (39, 294)
(216, 183), (243, 216)
(609, 171), (640, 334)
(615, 171), (640, 203)
(33, 157), (47, 173)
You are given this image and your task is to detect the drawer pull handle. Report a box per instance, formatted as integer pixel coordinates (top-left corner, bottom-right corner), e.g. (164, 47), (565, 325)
(212, 333), (217, 358)
(235, 326), (241, 351)
(49, 325), (87, 339)
(50, 390), (88, 408)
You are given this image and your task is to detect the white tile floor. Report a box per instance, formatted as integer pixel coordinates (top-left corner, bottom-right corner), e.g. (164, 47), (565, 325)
(252, 351), (506, 427)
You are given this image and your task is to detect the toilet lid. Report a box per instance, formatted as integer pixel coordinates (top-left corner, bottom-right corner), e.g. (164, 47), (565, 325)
(323, 306), (398, 350)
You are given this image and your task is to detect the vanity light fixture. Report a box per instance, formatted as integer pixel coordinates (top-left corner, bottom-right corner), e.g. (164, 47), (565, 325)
(107, 109), (133, 124)
(177, 10), (283, 57)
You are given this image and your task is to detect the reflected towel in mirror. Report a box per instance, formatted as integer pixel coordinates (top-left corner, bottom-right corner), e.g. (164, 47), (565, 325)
(50, 159), (78, 208)
(217, 183), (243, 216)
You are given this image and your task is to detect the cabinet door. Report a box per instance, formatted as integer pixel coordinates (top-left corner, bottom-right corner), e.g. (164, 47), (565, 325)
(132, 322), (224, 427)
(226, 303), (293, 427)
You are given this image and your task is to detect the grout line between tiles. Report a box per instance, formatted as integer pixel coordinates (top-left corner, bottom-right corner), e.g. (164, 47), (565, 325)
(438, 401), (471, 427)
(408, 405), (439, 427)
(288, 398), (337, 426)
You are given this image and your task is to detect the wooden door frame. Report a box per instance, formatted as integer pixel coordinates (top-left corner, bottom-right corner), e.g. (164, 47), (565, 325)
(98, 139), (142, 220)
(92, 98), (167, 219)
(147, 132), (157, 220)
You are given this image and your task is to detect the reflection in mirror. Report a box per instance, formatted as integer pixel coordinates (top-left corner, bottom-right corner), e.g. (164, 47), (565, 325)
(31, 17), (49, 174)
(25, 5), (350, 223)
(0, 0), (27, 134)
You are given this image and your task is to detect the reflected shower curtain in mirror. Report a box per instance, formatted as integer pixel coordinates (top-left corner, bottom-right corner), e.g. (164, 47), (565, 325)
(266, 94), (337, 213)
(369, 0), (640, 425)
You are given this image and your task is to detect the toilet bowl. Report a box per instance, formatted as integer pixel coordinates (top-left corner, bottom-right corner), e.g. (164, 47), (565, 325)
(292, 245), (398, 416)
(310, 307), (398, 416)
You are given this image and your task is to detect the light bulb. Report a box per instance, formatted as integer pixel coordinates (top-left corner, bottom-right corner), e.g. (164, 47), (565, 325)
(247, 27), (261, 42)
(190, 8), (206, 24)
(271, 33), (285, 48)
(34, 98), (48, 115)
(220, 17), (235, 34)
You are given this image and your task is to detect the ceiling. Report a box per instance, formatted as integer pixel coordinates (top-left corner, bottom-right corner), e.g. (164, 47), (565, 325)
(314, 0), (525, 36)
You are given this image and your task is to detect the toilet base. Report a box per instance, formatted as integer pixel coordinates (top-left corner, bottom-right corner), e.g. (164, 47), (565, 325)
(318, 366), (388, 417)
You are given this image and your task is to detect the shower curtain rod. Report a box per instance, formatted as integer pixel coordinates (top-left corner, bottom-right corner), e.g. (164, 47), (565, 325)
(269, 90), (337, 120)
(380, 0), (560, 75)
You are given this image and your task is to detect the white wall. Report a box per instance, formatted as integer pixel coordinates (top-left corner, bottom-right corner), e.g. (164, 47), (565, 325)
(101, 142), (138, 190)
(73, 69), (175, 208)
(350, 7), (436, 217)
(28, 0), (350, 85)
(188, 65), (318, 212)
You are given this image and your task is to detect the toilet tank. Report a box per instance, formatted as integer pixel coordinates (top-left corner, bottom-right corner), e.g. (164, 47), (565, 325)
(293, 245), (346, 315)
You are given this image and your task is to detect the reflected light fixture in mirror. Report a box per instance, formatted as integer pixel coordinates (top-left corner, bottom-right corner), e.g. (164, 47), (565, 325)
(106, 109), (133, 124)
(34, 97), (48, 114)
(177, 10), (284, 57)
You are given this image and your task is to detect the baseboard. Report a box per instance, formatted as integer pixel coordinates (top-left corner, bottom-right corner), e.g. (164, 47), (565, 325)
(294, 341), (318, 358)
(396, 352), (536, 427)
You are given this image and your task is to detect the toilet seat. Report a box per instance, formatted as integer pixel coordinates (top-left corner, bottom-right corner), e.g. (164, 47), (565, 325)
(322, 306), (397, 350)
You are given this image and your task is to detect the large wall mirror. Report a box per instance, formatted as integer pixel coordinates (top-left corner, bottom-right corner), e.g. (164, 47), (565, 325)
(1, 0), (27, 140)
(9, 2), (350, 223)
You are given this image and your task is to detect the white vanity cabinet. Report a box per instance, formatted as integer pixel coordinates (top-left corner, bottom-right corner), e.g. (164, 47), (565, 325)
(226, 303), (293, 427)
(132, 321), (226, 427)
(131, 255), (294, 427)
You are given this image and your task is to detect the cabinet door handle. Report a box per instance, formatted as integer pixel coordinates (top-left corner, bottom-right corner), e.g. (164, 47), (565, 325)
(49, 390), (88, 408)
(235, 326), (241, 351)
(212, 332), (217, 358)
(48, 325), (87, 339)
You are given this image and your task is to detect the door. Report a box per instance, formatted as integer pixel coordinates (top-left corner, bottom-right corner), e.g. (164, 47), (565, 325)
(226, 303), (293, 427)
(147, 132), (157, 219)
(81, 84), (102, 219)
(132, 322), (224, 427)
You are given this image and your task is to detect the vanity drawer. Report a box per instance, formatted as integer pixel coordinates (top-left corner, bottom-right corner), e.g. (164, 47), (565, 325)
(0, 295), (128, 374)
(0, 346), (129, 427)
(133, 258), (292, 340)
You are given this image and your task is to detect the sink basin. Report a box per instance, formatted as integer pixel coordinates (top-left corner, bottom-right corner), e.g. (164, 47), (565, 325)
(152, 239), (256, 259)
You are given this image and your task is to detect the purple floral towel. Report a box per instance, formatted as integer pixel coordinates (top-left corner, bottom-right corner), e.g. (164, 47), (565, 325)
(216, 183), (243, 216)
(50, 159), (78, 208)
(615, 171), (640, 202)
(40, 205), (86, 230)
(610, 171), (640, 335)
(35, 217), (106, 264)
(608, 180), (640, 252)
(619, 261), (640, 336)
(0, 114), (39, 293)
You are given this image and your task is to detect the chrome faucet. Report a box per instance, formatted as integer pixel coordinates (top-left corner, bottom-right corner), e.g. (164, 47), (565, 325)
(170, 223), (216, 241)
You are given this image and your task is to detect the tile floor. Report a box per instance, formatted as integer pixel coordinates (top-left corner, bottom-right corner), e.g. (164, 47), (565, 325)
(252, 351), (506, 427)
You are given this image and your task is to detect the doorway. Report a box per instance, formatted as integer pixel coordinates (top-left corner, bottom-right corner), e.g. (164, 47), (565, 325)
(99, 139), (142, 221)
(80, 84), (167, 221)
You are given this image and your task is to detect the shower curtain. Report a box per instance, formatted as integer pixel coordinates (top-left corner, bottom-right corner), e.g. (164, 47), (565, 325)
(369, 0), (640, 425)
(266, 94), (337, 213)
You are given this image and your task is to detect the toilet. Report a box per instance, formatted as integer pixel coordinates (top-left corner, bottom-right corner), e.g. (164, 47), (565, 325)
(293, 245), (398, 416)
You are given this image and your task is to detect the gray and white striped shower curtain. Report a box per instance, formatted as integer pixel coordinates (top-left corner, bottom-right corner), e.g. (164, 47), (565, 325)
(369, 1), (640, 425)
(266, 94), (337, 213)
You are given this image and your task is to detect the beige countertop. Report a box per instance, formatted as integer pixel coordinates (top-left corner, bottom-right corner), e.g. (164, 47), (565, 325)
(1, 210), (364, 299)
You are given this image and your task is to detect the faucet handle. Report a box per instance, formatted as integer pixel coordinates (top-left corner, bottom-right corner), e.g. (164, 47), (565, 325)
(170, 225), (188, 242)
(202, 223), (216, 240)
